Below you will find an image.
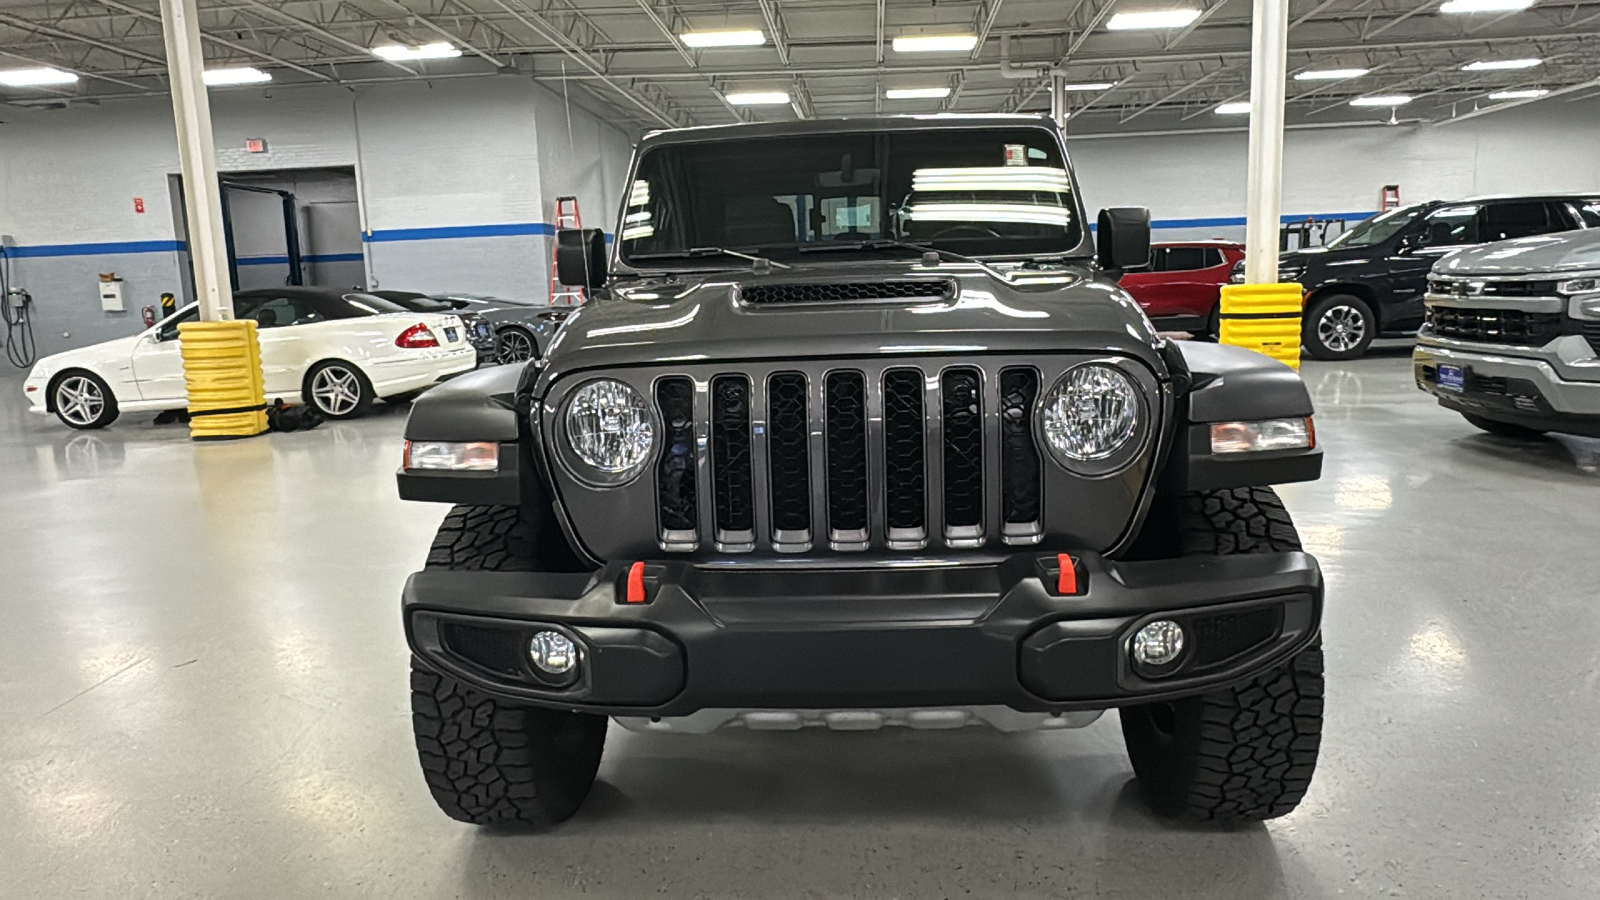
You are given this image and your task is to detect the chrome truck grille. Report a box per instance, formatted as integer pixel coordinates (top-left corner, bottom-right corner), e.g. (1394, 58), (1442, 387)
(544, 355), (1164, 561)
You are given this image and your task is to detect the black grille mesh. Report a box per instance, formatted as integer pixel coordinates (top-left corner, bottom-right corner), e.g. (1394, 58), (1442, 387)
(883, 369), (927, 531)
(655, 377), (697, 533)
(825, 371), (869, 533)
(941, 368), (984, 529)
(1426, 306), (1562, 346)
(999, 368), (1041, 525)
(710, 375), (754, 534)
(1428, 278), (1559, 297)
(767, 373), (811, 533)
(1584, 323), (1600, 357)
(1190, 607), (1282, 669)
(741, 280), (951, 306)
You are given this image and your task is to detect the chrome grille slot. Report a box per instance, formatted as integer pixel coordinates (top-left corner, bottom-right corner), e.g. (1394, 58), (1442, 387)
(824, 371), (870, 551)
(941, 367), (985, 547)
(655, 376), (698, 551)
(710, 374), (755, 551)
(882, 368), (929, 550)
(998, 367), (1043, 544)
(766, 372), (812, 552)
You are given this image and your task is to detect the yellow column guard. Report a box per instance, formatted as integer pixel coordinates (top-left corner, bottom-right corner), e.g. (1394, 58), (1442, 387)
(177, 320), (269, 440)
(1218, 283), (1304, 370)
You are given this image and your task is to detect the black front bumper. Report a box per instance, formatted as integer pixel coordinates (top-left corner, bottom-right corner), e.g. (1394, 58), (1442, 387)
(404, 550), (1322, 716)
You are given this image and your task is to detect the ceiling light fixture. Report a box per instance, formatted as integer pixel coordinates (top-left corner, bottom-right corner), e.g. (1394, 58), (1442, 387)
(1294, 68), (1370, 80)
(724, 90), (790, 105)
(0, 67), (79, 87)
(1488, 88), (1550, 99)
(1061, 81), (1118, 91)
(891, 34), (979, 53)
(886, 87), (952, 99)
(680, 29), (766, 48)
(1214, 101), (1253, 114)
(204, 66), (272, 86)
(1350, 95), (1413, 106)
(372, 41), (462, 60)
(1106, 9), (1203, 30)
(1438, 0), (1535, 13)
(1462, 58), (1542, 71)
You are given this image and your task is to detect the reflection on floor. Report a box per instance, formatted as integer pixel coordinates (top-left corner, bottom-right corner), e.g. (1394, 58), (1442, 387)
(3, 350), (1599, 899)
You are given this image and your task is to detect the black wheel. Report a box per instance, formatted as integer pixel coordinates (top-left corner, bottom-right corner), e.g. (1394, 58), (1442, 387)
(1303, 293), (1375, 360)
(495, 327), (538, 364)
(411, 661), (607, 828)
(1120, 487), (1325, 823)
(1461, 412), (1546, 438)
(51, 371), (120, 430)
(303, 360), (373, 419)
(411, 504), (606, 826)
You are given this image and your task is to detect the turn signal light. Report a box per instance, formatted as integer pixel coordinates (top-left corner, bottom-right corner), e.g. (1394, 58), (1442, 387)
(1210, 417), (1314, 454)
(395, 323), (439, 348)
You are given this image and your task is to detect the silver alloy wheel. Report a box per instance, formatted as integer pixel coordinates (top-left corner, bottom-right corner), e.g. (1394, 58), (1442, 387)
(310, 365), (363, 416)
(56, 376), (106, 427)
(496, 328), (535, 364)
(1316, 305), (1367, 353)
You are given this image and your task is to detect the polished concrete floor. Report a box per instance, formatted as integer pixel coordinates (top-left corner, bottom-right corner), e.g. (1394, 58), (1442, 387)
(3, 347), (1599, 899)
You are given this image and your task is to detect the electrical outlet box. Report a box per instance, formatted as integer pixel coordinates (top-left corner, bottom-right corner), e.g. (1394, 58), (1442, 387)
(99, 279), (125, 313)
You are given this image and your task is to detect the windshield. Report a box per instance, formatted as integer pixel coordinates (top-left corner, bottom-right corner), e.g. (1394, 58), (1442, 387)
(619, 127), (1083, 266)
(1326, 205), (1424, 249)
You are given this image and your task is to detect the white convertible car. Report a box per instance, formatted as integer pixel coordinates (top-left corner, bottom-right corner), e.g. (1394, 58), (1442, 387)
(24, 287), (477, 429)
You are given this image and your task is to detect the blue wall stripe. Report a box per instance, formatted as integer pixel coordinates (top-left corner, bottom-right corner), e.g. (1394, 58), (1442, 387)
(9, 209), (1382, 259)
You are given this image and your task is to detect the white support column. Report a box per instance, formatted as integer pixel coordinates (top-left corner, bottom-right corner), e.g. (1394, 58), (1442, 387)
(1051, 75), (1068, 130)
(1242, 0), (1289, 285)
(159, 0), (232, 321)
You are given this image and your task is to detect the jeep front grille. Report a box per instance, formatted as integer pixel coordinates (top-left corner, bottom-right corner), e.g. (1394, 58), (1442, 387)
(647, 362), (1049, 554)
(1425, 306), (1562, 346)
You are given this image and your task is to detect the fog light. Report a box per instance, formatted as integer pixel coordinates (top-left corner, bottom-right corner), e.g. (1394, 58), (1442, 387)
(528, 630), (578, 674)
(1132, 620), (1185, 667)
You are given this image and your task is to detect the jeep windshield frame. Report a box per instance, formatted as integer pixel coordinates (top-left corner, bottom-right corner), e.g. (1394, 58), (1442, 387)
(614, 123), (1091, 273)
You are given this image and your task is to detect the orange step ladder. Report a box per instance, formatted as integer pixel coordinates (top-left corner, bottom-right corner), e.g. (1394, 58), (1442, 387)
(549, 195), (585, 306)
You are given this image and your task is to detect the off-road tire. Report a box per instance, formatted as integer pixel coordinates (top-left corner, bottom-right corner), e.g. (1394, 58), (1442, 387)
(411, 661), (607, 827)
(425, 504), (542, 571)
(1461, 412), (1546, 439)
(1120, 487), (1325, 822)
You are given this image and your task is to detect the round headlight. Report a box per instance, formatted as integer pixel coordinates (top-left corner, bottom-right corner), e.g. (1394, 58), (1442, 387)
(563, 379), (654, 480)
(1040, 364), (1141, 467)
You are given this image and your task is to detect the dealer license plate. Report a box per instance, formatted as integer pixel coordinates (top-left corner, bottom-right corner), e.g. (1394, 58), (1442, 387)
(444, 327), (459, 342)
(1436, 364), (1465, 392)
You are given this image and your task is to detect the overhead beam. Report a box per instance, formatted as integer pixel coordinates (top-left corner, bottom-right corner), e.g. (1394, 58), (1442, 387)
(757, 0), (790, 67)
(636, 0), (697, 68)
(1120, 66), (1225, 122)
(95, 0), (334, 81)
(875, 0), (885, 64)
(1435, 75), (1600, 125)
(369, 0), (504, 68)
(971, 0), (1005, 60)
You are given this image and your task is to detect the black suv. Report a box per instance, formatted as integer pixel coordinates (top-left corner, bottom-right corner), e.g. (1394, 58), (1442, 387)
(1253, 196), (1599, 360)
(395, 116), (1327, 828)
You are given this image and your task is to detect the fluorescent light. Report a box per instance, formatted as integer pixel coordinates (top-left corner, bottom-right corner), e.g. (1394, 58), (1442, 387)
(1462, 58), (1541, 71)
(372, 41), (462, 60)
(907, 202), (1073, 226)
(204, 66), (272, 86)
(912, 167), (1072, 193)
(1106, 9), (1203, 30)
(1214, 101), (1253, 114)
(0, 67), (79, 87)
(1439, 0), (1534, 12)
(1061, 81), (1117, 91)
(891, 34), (979, 53)
(886, 87), (952, 100)
(1294, 68), (1370, 80)
(724, 90), (790, 105)
(1488, 88), (1549, 99)
(681, 29), (765, 48)
(1350, 95), (1412, 106)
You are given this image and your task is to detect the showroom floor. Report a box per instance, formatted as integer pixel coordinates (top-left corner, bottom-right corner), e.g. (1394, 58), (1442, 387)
(3, 347), (1599, 899)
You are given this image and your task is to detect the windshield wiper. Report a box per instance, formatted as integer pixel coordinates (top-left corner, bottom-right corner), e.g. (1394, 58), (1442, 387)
(629, 247), (791, 271)
(798, 238), (1007, 280)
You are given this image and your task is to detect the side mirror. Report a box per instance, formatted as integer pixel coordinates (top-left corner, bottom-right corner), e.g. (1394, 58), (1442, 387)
(556, 228), (608, 290)
(1097, 207), (1152, 275)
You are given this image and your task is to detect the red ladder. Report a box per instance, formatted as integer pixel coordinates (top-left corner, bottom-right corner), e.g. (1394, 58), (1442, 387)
(549, 195), (585, 306)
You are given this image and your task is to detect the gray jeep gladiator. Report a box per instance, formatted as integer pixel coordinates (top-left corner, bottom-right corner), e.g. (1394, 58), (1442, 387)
(397, 115), (1326, 828)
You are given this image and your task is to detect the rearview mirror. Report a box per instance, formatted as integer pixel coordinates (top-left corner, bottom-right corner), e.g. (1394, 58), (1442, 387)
(1097, 207), (1151, 275)
(556, 228), (608, 290)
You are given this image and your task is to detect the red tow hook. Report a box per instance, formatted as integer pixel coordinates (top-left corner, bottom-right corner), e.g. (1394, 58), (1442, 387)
(1056, 553), (1080, 595)
(625, 561), (647, 604)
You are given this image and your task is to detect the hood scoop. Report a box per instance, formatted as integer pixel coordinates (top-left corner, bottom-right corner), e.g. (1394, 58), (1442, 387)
(738, 279), (954, 306)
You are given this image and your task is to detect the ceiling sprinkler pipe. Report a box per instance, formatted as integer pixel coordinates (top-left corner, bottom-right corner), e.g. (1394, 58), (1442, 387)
(998, 34), (1067, 80)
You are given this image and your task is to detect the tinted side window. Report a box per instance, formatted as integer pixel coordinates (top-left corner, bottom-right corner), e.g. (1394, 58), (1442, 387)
(1204, 248), (1226, 268)
(1162, 247), (1208, 271)
(1576, 201), (1600, 227)
(1146, 247), (1168, 272)
(1481, 201), (1554, 241)
(1418, 205), (1481, 246)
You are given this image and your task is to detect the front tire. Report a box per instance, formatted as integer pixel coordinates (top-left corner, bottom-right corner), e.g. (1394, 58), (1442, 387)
(51, 371), (120, 430)
(1461, 412), (1546, 439)
(1303, 293), (1375, 361)
(1120, 487), (1325, 822)
(303, 360), (373, 419)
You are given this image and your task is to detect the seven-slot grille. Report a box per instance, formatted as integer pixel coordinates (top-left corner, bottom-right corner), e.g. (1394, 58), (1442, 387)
(1425, 306), (1563, 346)
(650, 364), (1047, 554)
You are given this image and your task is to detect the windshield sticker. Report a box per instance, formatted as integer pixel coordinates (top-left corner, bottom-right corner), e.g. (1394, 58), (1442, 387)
(1004, 144), (1027, 166)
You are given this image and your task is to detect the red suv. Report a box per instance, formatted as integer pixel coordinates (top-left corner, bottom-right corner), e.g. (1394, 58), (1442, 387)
(1120, 240), (1245, 338)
